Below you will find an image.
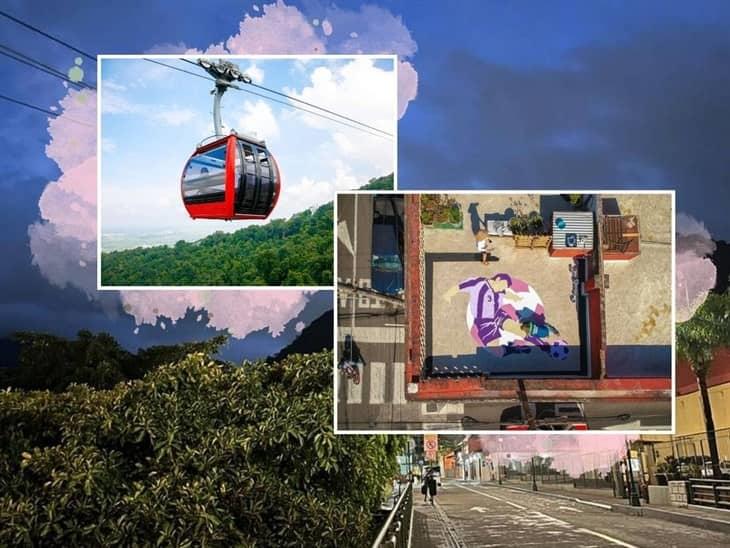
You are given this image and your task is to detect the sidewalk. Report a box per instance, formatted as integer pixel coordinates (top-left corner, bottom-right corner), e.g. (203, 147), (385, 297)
(497, 480), (730, 534)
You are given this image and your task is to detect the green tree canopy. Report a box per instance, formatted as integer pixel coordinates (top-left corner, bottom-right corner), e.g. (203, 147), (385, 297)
(1, 331), (228, 392)
(101, 202), (334, 286)
(676, 291), (730, 376)
(0, 350), (405, 546)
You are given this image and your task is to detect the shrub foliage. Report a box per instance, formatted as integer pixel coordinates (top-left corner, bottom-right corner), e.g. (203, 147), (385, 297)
(0, 350), (404, 546)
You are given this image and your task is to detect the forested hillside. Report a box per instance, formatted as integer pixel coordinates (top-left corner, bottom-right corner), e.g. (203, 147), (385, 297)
(101, 202), (333, 286)
(269, 310), (333, 362)
(0, 348), (404, 546)
(359, 173), (394, 190)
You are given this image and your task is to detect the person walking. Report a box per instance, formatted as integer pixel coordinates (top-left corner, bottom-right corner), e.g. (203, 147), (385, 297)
(421, 474), (429, 502)
(427, 472), (438, 505)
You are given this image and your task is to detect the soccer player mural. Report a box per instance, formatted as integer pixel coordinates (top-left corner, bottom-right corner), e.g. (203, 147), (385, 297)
(446, 274), (569, 359)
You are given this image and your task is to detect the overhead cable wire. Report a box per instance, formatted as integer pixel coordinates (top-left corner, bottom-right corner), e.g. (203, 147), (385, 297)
(181, 59), (393, 137)
(145, 58), (392, 140)
(0, 9), (96, 62)
(179, 57), (392, 136)
(0, 92), (94, 127)
(0, 43), (95, 90)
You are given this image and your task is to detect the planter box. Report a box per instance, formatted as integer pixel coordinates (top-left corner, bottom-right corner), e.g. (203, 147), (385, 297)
(531, 235), (552, 248)
(514, 235), (534, 248)
(513, 235), (552, 249)
(426, 221), (463, 230)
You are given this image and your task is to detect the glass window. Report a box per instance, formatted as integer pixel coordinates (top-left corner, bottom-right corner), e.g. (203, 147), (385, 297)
(242, 144), (256, 175)
(258, 149), (270, 177)
(182, 143), (227, 203)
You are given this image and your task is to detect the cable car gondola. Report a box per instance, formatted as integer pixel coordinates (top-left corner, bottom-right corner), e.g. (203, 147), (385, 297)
(181, 132), (281, 220)
(180, 59), (280, 221)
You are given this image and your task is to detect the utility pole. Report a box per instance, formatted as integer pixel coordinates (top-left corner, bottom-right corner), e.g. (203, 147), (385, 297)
(625, 438), (641, 507)
(532, 456), (538, 491)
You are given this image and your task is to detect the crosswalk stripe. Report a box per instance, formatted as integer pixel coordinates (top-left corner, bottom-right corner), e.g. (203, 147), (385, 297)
(393, 362), (406, 404)
(370, 362), (386, 404)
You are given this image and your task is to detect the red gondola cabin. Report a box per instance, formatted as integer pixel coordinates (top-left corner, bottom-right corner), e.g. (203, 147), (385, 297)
(181, 133), (281, 220)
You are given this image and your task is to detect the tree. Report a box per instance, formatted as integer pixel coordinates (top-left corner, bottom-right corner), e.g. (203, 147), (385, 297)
(0, 350), (405, 546)
(676, 291), (730, 478)
(3, 331), (229, 392)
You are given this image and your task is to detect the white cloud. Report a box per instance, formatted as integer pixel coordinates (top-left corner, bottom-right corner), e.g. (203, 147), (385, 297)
(234, 100), (280, 142)
(243, 63), (264, 83)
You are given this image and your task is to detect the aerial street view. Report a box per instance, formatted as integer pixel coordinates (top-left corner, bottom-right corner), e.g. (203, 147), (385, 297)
(336, 192), (674, 430)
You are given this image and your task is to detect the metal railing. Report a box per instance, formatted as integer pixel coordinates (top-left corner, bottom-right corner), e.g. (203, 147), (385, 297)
(372, 482), (413, 548)
(688, 479), (730, 509)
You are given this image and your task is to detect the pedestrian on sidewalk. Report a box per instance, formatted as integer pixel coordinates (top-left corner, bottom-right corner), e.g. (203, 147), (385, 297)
(427, 472), (438, 505)
(421, 475), (429, 502)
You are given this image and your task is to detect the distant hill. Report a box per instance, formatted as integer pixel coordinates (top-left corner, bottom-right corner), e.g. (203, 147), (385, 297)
(270, 310), (333, 362)
(359, 173), (393, 190)
(101, 203), (333, 286)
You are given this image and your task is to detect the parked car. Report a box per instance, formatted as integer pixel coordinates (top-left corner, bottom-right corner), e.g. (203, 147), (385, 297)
(499, 402), (587, 430)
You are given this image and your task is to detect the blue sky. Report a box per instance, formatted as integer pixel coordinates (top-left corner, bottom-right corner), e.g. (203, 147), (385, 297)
(100, 56), (395, 245)
(1, 0), (729, 358)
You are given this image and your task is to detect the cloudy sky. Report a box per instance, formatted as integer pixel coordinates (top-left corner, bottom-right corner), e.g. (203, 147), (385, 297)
(0, 0), (728, 359)
(100, 56), (395, 244)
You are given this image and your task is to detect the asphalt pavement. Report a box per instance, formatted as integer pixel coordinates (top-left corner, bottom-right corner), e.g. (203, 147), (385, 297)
(411, 480), (730, 547)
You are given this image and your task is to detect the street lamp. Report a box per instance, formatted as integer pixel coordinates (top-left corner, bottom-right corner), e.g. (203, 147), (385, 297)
(497, 437), (503, 485)
(532, 455), (538, 492)
(625, 438), (641, 507)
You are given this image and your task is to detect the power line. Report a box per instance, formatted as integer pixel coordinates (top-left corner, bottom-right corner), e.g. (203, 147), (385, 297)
(180, 58), (392, 137)
(0, 9), (95, 62)
(145, 59), (391, 140)
(0, 92), (94, 127)
(0, 43), (95, 90)
(144, 58), (211, 81)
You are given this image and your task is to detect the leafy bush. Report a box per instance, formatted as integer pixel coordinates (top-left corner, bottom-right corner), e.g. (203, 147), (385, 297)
(101, 202), (334, 286)
(509, 213), (544, 235)
(0, 350), (404, 546)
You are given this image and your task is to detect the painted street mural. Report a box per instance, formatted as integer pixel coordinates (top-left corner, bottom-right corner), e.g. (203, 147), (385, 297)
(456, 274), (569, 359)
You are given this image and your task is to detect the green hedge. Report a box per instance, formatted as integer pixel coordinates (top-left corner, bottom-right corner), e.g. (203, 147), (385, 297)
(0, 351), (404, 546)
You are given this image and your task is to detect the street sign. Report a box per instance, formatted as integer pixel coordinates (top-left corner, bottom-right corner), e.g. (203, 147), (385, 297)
(424, 433), (438, 461)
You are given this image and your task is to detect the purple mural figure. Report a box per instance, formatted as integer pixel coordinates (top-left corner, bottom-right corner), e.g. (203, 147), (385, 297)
(457, 274), (569, 359)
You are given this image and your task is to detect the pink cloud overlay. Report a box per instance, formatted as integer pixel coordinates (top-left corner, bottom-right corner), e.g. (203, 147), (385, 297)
(184, 1), (418, 119)
(676, 213), (717, 323)
(474, 434), (636, 476)
(29, 1), (420, 339)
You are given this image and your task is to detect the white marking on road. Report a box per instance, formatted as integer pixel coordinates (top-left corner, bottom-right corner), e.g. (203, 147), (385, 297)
(393, 362), (406, 404)
(469, 506), (488, 513)
(558, 505), (583, 512)
(457, 484), (526, 510)
(576, 528), (638, 547)
(370, 362), (386, 403)
(575, 498), (612, 510)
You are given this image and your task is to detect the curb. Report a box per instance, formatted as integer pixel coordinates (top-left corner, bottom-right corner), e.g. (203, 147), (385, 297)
(497, 484), (730, 535)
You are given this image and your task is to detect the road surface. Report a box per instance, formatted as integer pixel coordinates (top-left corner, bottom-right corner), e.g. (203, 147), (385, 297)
(412, 480), (729, 547)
